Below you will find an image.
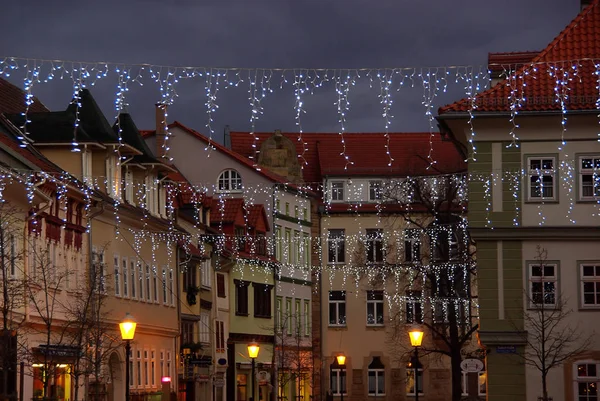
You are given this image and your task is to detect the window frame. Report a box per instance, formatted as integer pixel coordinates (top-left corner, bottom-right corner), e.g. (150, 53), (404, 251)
(366, 290), (384, 326)
(330, 181), (345, 202)
(579, 262), (600, 309)
(366, 229), (385, 264)
(525, 155), (558, 202)
(327, 229), (345, 264)
(235, 280), (250, 316)
(405, 291), (423, 324)
(577, 154), (600, 201)
(328, 290), (347, 327)
(114, 254), (121, 297)
(253, 283), (272, 318)
(573, 360), (600, 401)
(406, 366), (424, 396)
(404, 231), (421, 264)
(369, 180), (383, 201)
(217, 169), (243, 193)
(527, 261), (559, 308)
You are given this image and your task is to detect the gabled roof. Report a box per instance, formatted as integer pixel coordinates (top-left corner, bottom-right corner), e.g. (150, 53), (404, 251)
(0, 77), (49, 115)
(114, 113), (167, 165)
(248, 204), (270, 232)
(142, 121), (296, 185)
(230, 131), (466, 184)
(440, 0), (600, 114)
(210, 198), (245, 225)
(487, 51), (540, 76)
(7, 89), (120, 145)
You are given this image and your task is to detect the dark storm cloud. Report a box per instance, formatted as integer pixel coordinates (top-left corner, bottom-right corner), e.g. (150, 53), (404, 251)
(0, 0), (581, 141)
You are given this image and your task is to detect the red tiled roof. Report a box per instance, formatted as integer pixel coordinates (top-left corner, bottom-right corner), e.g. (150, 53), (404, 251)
(487, 51), (540, 74)
(440, 0), (600, 114)
(0, 78), (50, 115)
(210, 198), (245, 224)
(230, 132), (466, 184)
(142, 122), (293, 185)
(177, 240), (206, 258)
(247, 204), (270, 232)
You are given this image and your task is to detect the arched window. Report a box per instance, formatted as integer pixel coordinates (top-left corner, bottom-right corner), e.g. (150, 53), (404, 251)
(574, 361), (600, 400)
(368, 356), (385, 395)
(218, 169), (242, 192)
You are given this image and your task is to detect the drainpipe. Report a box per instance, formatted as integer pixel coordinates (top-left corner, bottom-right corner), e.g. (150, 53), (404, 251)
(271, 184), (278, 401)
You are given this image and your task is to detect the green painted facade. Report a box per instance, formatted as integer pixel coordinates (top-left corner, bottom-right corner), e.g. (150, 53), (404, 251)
(469, 141), (527, 401)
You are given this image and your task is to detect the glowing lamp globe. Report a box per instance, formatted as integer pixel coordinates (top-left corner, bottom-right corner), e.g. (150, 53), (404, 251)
(408, 326), (424, 347)
(247, 341), (260, 359)
(336, 354), (346, 366)
(119, 313), (137, 341)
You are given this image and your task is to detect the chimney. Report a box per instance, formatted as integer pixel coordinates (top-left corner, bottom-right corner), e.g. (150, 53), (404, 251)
(582, 0), (593, 10)
(155, 103), (167, 158)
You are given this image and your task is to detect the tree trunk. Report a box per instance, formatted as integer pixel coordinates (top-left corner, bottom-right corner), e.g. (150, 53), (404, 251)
(450, 345), (463, 401)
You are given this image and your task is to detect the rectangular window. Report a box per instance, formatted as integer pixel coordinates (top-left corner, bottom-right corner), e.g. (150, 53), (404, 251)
(303, 208), (308, 221)
(294, 205), (299, 218)
(406, 368), (423, 395)
(276, 297), (283, 333)
(329, 291), (346, 326)
(254, 284), (272, 318)
(286, 298), (292, 335)
(123, 258), (129, 297)
(293, 230), (301, 265)
(368, 369), (385, 395)
(169, 268), (175, 305)
(92, 248), (105, 293)
(527, 156), (556, 200)
(9, 235), (16, 277)
(405, 291), (423, 324)
(130, 260), (136, 299)
(369, 180), (383, 201)
(151, 350), (156, 386)
(330, 369), (346, 395)
(235, 280), (249, 315)
(275, 226), (282, 261)
(304, 300), (310, 336)
(199, 311), (210, 343)
(217, 273), (226, 298)
(215, 320), (225, 353)
(404, 232), (421, 263)
(146, 265), (152, 302)
(154, 268), (159, 302)
(136, 350), (142, 386)
(366, 229), (384, 264)
(529, 263), (557, 307)
(581, 263), (600, 307)
(366, 290), (384, 326)
(303, 233), (311, 269)
(181, 320), (194, 344)
(161, 268), (167, 304)
(138, 262), (144, 300)
(114, 255), (121, 296)
(144, 350), (149, 386)
(201, 259), (211, 288)
(327, 229), (345, 264)
(106, 155), (122, 199)
(125, 170), (135, 205)
(285, 229), (292, 263)
(579, 155), (600, 200)
(276, 199), (281, 212)
(285, 202), (290, 216)
(82, 150), (93, 186)
(129, 350), (134, 387)
(478, 371), (487, 396)
(330, 181), (344, 201)
(295, 299), (301, 335)
(160, 351), (165, 380)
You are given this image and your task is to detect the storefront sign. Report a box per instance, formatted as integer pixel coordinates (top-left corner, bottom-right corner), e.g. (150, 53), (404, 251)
(38, 345), (81, 357)
(460, 359), (484, 372)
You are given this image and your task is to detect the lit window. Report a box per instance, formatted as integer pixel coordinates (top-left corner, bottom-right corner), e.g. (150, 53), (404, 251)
(330, 358), (347, 395)
(575, 362), (599, 401)
(217, 169), (242, 192)
(527, 156), (556, 201)
(406, 359), (423, 396)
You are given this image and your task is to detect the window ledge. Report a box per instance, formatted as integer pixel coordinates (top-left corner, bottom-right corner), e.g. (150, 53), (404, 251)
(328, 325), (347, 329)
(236, 312), (249, 317)
(254, 315), (272, 319)
(366, 324), (385, 329)
(524, 199), (559, 204)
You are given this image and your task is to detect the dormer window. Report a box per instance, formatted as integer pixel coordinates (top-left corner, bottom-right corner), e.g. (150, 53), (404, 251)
(330, 181), (345, 202)
(106, 154), (122, 199)
(218, 169), (242, 192)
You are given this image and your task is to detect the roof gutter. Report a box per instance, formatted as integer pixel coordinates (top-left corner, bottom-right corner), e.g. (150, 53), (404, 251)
(436, 108), (600, 120)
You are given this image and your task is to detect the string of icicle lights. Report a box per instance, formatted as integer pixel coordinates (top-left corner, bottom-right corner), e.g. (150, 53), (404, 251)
(0, 56), (537, 162)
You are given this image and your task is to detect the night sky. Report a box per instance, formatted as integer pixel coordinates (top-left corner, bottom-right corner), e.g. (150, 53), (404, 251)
(0, 0), (581, 143)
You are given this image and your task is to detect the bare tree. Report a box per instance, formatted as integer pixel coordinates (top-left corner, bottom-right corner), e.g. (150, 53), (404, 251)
(380, 173), (478, 401)
(518, 245), (592, 401)
(274, 311), (313, 401)
(24, 236), (74, 401)
(0, 203), (28, 401)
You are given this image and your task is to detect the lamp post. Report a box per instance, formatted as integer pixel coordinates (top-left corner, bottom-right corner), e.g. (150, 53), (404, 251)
(247, 341), (260, 401)
(119, 313), (137, 401)
(408, 326), (424, 401)
(336, 353), (346, 401)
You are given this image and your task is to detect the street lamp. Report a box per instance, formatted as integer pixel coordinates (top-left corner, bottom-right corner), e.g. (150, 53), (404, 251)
(119, 313), (137, 401)
(336, 353), (346, 401)
(408, 326), (424, 401)
(247, 341), (260, 401)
